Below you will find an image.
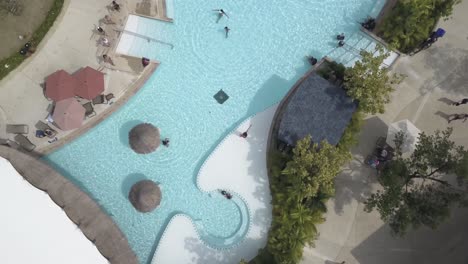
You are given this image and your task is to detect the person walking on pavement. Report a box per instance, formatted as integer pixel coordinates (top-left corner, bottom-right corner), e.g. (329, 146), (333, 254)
(448, 113), (468, 123)
(453, 98), (468, 106)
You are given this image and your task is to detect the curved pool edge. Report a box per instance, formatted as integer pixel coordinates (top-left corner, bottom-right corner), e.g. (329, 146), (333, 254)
(37, 62), (159, 156)
(0, 145), (138, 264)
(152, 104), (277, 263)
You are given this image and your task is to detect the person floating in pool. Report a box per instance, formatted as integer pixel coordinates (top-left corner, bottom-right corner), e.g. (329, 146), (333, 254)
(224, 26), (230, 38)
(338, 40), (345, 47)
(162, 138), (170, 147)
(213, 9), (229, 23)
(239, 124), (252, 138)
(221, 190), (232, 199)
(336, 33), (345, 40)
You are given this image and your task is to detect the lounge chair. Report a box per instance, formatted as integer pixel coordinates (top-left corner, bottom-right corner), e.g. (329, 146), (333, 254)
(35, 121), (58, 138)
(92, 94), (106, 105)
(14, 134), (36, 152)
(0, 138), (9, 145)
(6, 124), (29, 134)
(105, 93), (115, 103)
(82, 102), (96, 118)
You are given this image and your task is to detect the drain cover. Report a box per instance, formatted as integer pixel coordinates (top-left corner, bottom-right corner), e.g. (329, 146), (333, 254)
(214, 89), (229, 104)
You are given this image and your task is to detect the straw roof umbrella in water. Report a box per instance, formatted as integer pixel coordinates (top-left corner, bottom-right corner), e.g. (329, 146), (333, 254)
(128, 123), (160, 154)
(128, 180), (161, 213)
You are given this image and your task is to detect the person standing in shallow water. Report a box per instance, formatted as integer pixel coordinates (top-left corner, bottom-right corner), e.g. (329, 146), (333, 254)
(213, 9), (229, 23)
(239, 124), (252, 138)
(224, 26), (230, 38)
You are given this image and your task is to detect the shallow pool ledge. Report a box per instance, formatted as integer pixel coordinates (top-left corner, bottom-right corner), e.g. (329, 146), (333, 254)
(0, 146), (138, 264)
(152, 105), (277, 263)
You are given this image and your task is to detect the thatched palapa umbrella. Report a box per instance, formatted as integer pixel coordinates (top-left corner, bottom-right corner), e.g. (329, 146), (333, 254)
(129, 180), (161, 213)
(128, 123), (160, 154)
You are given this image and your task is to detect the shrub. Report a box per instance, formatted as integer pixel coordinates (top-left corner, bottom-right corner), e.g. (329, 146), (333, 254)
(344, 45), (404, 114)
(378, 0), (460, 53)
(338, 110), (364, 150)
(254, 136), (351, 264)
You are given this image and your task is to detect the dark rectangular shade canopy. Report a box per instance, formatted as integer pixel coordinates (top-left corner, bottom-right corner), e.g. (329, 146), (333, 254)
(277, 74), (356, 146)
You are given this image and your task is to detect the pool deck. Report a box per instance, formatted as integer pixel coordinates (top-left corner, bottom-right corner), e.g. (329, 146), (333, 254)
(0, 0), (163, 155)
(152, 105), (276, 264)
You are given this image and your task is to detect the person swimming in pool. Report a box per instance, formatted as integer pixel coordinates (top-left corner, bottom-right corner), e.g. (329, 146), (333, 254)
(220, 190), (232, 199)
(213, 9), (229, 23)
(337, 33), (345, 40)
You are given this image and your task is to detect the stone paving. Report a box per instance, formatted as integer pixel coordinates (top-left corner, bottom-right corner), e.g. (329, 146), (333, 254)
(302, 1), (468, 263)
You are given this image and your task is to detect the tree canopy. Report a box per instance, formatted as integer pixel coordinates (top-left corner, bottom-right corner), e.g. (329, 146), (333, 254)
(379, 0), (460, 53)
(344, 45), (403, 114)
(266, 136), (351, 263)
(365, 128), (468, 236)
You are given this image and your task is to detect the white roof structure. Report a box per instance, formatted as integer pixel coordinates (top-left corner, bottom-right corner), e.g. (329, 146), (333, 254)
(386, 119), (421, 153)
(0, 157), (108, 264)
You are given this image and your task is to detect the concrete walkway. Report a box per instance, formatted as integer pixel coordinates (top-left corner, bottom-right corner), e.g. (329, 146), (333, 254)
(152, 105), (276, 264)
(303, 1), (468, 263)
(0, 0), (158, 153)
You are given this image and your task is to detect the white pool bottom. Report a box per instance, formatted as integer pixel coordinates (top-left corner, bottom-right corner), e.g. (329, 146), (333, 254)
(0, 157), (107, 264)
(152, 105), (277, 264)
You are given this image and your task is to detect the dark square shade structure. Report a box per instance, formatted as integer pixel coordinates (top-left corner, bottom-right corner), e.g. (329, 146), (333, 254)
(277, 74), (356, 146)
(214, 89), (229, 104)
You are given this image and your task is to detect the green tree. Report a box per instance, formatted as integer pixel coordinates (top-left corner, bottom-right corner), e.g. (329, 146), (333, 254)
(267, 136), (351, 263)
(344, 45), (403, 114)
(365, 128), (468, 236)
(280, 135), (351, 201)
(379, 0), (460, 53)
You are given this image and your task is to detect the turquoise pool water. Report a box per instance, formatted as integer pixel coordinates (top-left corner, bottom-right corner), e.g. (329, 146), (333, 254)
(45, 0), (385, 263)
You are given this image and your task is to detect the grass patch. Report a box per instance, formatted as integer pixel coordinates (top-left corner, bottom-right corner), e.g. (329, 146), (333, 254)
(0, 0), (64, 80)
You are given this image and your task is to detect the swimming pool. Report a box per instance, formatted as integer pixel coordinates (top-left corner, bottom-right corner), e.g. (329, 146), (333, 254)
(45, 0), (385, 263)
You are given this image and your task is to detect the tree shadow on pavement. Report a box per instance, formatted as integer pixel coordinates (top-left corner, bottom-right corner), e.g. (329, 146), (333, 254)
(333, 116), (388, 214)
(351, 207), (468, 264)
(422, 44), (468, 95)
